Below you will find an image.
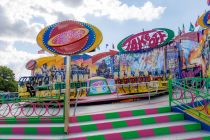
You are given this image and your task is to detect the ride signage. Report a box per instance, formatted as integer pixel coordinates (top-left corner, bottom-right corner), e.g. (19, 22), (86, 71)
(48, 28), (89, 47)
(37, 20), (102, 55)
(118, 28), (174, 52)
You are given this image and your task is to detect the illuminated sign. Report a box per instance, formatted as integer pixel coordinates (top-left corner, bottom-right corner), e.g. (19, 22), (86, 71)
(117, 28), (174, 52)
(37, 20), (102, 55)
(48, 28), (89, 47)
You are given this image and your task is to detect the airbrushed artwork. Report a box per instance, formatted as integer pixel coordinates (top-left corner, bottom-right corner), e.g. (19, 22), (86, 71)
(118, 48), (165, 76)
(1, 2), (210, 139)
(26, 25), (210, 81)
(37, 20), (102, 55)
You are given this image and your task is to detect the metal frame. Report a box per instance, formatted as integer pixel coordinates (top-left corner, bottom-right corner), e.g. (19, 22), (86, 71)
(168, 78), (210, 123)
(73, 81), (162, 116)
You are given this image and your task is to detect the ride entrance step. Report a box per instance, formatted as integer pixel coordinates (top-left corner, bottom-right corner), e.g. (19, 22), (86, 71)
(70, 106), (171, 123)
(0, 106), (209, 139)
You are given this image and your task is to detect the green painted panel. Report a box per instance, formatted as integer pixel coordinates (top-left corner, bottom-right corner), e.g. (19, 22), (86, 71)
(24, 127), (37, 134)
(80, 124), (98, 132)
(0, 117), (64, 124)
(112, 121), (127, 128)
(132, 109), (146, 116)
(51, 127), (63, 134)
(51, 118), (63, 123)
(77, 115), (92, 122)
(141, 117), (156, 124)
(0, 128), (12, 134)
(168, 114), (184, 121)
(153, 127), (170, 136)
(121, 131), (139, 139)
(87, 135), (105, 140)
(28, 118), (40, 124)
(5, 118), (17, 124)
(184, 123), (201, 131)
(157, 106), (171, 113)
(203, 136), (210, 140)
(105, 112), (120, 119)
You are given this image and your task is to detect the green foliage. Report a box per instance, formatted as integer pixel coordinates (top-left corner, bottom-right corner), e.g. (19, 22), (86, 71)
(0, 66), (17, 92)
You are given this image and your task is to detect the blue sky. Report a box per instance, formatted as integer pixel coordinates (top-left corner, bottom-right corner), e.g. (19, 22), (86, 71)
(0, 0), (208, 79)
(88, 0), (208, 50)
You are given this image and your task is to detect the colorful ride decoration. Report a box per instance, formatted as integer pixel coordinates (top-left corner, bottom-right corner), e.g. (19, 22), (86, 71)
(36, 20), (103, 133)
(167, 9), (210, 125)
(25, 59), (37, 70)
(21, 18), (210, 99)
(19, 20), (103, 99)
(0, 98), (62, 118)
(117, 28), (174, 53)
(169, 78), (210, 124)
(175, 29), (210, 77)
(198, 10), (210, 28)
(36, 20), (102, 55)
(86, 77), (116, 96)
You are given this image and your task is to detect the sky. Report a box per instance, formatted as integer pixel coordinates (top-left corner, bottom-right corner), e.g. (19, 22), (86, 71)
(0, 0), (208, 80)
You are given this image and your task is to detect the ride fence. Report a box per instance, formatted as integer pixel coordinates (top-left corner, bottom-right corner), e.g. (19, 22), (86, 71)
(0, 95), (64, 119)
(168, 78), (210, 123)
(73, 81), (168, 116)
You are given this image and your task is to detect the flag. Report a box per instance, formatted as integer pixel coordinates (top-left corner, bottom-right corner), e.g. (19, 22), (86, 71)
(195, 16), (199, 27)
(106, 44), (109, 48)
(182, 24), (185, 34)
(207, 0), (210, 6)
(178, 27), (182, 35)
(189, 22), (195, 32)
(38, 49), (45, 54)
(112, 43), (115, 49)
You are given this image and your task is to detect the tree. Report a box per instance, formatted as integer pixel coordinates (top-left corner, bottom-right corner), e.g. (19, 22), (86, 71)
(0, 66), (17, 92)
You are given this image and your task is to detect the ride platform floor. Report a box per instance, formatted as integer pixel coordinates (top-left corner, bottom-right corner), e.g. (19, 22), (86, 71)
(70, 92), (167, 106)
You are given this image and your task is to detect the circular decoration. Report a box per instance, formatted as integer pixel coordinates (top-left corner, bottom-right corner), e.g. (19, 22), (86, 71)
(37, 20), (103, 55)
(37, 27), (58, 55)
(198, 11), (209, 28)
(48, 28), (89, 47)
(203, 11), (210, 27)
(78, 22), (96, 53)
(82, 24), (103, 53)
(49, 21), (88, 55)
(25, 59), (37, 70)
(43, 23), (61, 54)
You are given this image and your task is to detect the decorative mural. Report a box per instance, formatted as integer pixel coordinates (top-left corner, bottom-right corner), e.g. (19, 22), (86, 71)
(27, 26), (210, 82)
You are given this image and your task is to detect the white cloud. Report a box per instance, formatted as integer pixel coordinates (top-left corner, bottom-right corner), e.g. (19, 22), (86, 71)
(0, 41), (47, 80)
(81, 1), (166, 21)
(0, 0), (166, 80)
(0, 0), (166, 42)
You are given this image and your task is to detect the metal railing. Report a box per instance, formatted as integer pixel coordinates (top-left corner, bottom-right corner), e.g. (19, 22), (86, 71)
(73, 81), (167, 116)
(0, 95), (64, 119)
(168, 78), (210, 123)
